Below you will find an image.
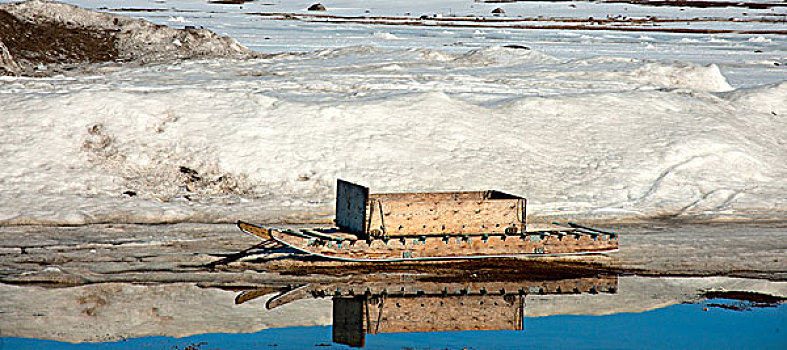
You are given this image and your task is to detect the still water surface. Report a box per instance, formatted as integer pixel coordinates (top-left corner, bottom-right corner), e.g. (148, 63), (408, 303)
(1, 276), (784, 349)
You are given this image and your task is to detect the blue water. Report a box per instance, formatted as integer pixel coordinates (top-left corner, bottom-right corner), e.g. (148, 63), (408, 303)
(2, 300), (784, 350)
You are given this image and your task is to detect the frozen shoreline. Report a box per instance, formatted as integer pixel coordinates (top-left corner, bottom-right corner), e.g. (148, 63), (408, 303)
(1, 222), (784, 285)
(0, 221), (784, 342)
(0, 221), (785, 342)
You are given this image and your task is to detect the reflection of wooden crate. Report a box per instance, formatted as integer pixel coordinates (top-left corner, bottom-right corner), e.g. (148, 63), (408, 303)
(336, 180), (526, 239)
(333, 294), (524, 347)
(367, 294), (524, 334)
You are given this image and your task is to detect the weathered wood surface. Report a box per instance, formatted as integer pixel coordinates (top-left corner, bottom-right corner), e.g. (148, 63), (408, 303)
(365, 294), (524, 333)
(366, 193), (526, 237)
(269, 227), (618, 261)
(336, 179), (369, 235)
(333, 296), (367, 347)
(237, 221), (273, 240)
(333, 179), (528, 239)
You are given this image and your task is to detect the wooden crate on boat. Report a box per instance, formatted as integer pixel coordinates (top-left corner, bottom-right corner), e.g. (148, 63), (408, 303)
(336, 180), (527, 239)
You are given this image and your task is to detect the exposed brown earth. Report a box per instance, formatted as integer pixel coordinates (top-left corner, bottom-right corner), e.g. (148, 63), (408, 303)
(0, 9), (117, 76)
(0, 0), (262, 77)
(483, 0), (785, 10)
(240, 11), (786, 35)
(256, 16), (787, 35)
(603, 0), (783, 10)
(0, 9), (117, 63)
(702, 290), (786, 304)
(246, 12), (785, 24)
(702, 291), (786, 311)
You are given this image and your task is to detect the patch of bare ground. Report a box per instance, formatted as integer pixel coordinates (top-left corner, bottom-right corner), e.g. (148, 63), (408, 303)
(248, 12), (783, 24)
(703, 290), (786, 304)
(0, 0), (263, 77)
(484, 0), (784, 10)
(700, 290), (787, 310)
(245, 12), (787, 35)
(0, 9), (117, 71)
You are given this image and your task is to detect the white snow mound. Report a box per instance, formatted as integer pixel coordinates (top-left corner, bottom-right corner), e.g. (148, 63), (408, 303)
(631, 63), (733, 92)
(0, 44), (784, 225)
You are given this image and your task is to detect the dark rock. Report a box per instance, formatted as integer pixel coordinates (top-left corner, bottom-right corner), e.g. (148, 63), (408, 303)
(179, 166), (202, 182)
(308, 3), (326, 11)
(491, 7), (505, 14)
(122, 190), (137, 197)
(503, 44), (530, 50)
(179, 166), (199, 176)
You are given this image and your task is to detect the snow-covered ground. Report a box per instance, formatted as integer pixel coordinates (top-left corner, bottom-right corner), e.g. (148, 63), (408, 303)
(0, 0), (785, 225)
(54, 0), (787, 87)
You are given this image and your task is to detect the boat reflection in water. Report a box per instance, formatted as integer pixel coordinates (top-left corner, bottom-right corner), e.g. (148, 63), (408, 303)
(236, 276), (618, 347)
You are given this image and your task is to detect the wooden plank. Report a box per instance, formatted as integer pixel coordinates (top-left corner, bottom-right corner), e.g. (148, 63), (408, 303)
(367, 194), (525, 236)
(336, 179), (369, 236)
(333, 297), (366, 347)
(237, 220), (273, 240)
(270, 228), (618, 262)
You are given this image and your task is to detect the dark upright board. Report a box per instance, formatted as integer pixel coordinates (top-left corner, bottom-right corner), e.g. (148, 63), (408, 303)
(335, 179), (369, 236)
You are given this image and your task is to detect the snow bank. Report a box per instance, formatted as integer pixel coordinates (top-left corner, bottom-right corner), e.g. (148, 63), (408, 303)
(0, 0), (260, 76)
(456, 45), (560, 66)
(723, 81), (787, 117)
(0, 42), (784, 225)
(630, 63), (733, 92)
(372, 32), (400, 40)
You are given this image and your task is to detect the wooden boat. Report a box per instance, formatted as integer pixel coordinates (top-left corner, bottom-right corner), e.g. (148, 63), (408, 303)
(237, 179), (618, 262)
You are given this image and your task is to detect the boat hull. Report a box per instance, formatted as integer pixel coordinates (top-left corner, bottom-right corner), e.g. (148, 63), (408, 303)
(238, 221), (618, 262)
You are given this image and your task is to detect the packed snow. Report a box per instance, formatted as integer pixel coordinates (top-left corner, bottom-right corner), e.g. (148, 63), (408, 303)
(0, 0), (785, 225)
